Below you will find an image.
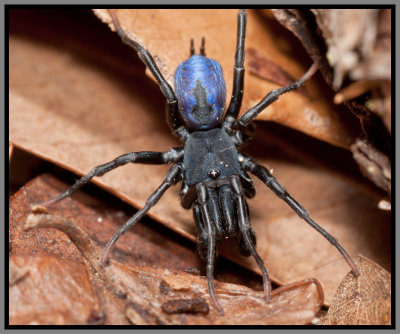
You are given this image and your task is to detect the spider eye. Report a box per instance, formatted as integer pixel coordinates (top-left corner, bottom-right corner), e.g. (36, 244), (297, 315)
(174, 55), (226, 130)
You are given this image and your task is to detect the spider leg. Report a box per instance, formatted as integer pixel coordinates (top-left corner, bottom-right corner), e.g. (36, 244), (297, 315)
(237, 59), (320, 128)
(101, 163), (183, 263)
(219, 184), (237, 237)
(231, 176), (272, 302)
(196, 183), (224, 314)
(208, 188), (224, 239)
(224, 9), (247, 129)
(36, 148), (183, 207)
(193, 203), (208, 261)
(107, 9), (186, 139)
(240, 154), (360, 277)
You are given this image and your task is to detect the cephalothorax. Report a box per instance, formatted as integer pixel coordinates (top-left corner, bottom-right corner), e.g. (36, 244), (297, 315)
(38, 9), (359, 313)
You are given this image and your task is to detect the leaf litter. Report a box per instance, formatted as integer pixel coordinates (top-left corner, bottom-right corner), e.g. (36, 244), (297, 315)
(9, 9), (390, 320)
(9, 174), (324, 325)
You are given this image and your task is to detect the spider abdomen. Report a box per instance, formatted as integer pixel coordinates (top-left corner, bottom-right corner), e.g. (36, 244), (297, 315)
(183, 128), (242, 186)
(174, 55), (226, 130)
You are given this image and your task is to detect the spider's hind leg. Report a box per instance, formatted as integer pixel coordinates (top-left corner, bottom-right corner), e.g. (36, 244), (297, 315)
(101, 163), (183, 264)
(219, 184), (238, 238)
(241, 154), (360, 277)
(231, 175), (272, 302)
(193, 203), (209, 261)
(196, 183), (224, 314)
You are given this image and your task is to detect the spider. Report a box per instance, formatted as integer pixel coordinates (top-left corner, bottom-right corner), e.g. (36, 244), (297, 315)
(37, 9), (360, 314)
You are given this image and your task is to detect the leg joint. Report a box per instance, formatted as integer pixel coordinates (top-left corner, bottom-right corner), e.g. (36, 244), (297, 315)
(196, 184), (208, 204)
(230, 175), (242, 195)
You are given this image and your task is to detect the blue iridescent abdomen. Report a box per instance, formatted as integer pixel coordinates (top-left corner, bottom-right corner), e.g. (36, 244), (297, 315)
(174, 55), (226, 130)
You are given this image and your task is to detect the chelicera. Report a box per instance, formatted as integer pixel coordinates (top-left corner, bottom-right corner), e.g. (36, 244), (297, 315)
(37, 9), (360, 313)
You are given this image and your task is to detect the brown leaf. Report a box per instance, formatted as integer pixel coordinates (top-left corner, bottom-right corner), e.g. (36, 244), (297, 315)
(321, 255), (391, 325)
(312, 8), (392, 136)
(270, 9), (334, 87)
(351, 139), (391, 196)
(312, 9), (391, 87)
(9, 141), (14, 163)
(161, 298), (210, 314)
(241, 48), (303, 92)
(315, 8), (391, 134)
(9, 9), (389, 306)
(9, 174), (202, 277)
(9, 262), (29, 286)
(108, 261), (324, 325)
(22, 214), (324, 325)
(10, 175), (324, 325)
(272, 8), (391, 158)
(9, 255), (103, 325)
(94, 8), (357, 148)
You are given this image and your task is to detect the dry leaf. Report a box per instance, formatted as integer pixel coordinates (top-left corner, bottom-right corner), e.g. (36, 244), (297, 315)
(272, 9), (392, 189)
(9, 173), (268, 291)
(321, 255), (391, 325)
(9, 9), (390, 305)
(10, 255), (324, 325)
(9, 255), (103, 325)
(9, 141), (14, 163)
(311, 8), (391, 136)
(269, 9), (334, 87)
(94, 8), (358, 149)
(9, 174), (324, 325)
(351, 139), (391, 196)
(312, 9), (391, 87)
(9, 174), (202, 278)
(246, 47), (308, 97)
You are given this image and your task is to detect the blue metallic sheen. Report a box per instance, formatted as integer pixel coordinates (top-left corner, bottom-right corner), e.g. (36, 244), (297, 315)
(174, 55), (226, 130)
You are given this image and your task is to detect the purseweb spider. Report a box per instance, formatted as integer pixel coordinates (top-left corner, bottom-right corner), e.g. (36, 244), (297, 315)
(35, 9), (360, 314)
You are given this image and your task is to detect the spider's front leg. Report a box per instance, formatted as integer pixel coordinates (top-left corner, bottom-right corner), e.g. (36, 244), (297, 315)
(224, 9), (247, 130)
(34, 147), (183, 208)
(239, 154), (360, 277)
(237, 59), (320, 128)
(107, 9), (186, 140)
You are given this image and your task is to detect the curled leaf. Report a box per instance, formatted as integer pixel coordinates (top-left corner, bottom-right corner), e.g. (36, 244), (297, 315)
(10, 174), (324, 325)
(321, 255), (391, 325)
